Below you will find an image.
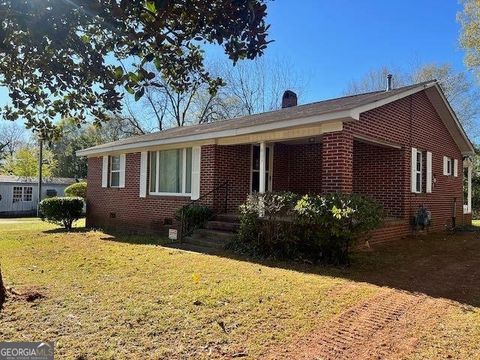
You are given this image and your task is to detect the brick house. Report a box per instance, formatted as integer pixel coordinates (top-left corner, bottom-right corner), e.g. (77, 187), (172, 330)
(77, 80), (475, 243)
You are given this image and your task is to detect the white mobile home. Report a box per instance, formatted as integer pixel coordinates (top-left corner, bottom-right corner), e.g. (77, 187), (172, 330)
(0, 176), (76, 217)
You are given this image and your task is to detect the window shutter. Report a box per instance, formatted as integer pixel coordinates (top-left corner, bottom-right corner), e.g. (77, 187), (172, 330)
(426, 151), (432, 193)
(191, 146), (201, 200)
(119, 154), (126, 188)
(139, 152), (148, 198)
(102, 156), (108, 188)
(443, 156), (449, 175)
(454, 159), (458, 177)
(411, 147), (417, 193)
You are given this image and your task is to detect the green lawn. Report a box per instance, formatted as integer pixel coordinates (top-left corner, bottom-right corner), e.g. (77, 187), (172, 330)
(0, 219), (479, 359)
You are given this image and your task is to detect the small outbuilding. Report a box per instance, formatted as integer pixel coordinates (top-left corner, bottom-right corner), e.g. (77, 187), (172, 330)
(0, 176), (77, 217)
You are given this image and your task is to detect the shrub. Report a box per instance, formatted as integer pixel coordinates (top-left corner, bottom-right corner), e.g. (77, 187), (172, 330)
(232, 192), (383, 265)
(64, 182), (87, 199)
(176, 205), (213, 235)
(39, 197), (84, 230)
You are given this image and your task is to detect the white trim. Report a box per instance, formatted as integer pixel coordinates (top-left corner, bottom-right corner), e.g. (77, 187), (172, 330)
(467, 165), (473, 214)
(353, 134), (402, 149)
(77, 115), (351, 157)
(191, 146), (201, 200)
(426, 151), (432, 193)
(453, 159), (458, 177)
(109, 155), (121, 188)
(101, 156), (108, 188)
(259, 142), (266, 194)
(148, 147), (193, 196)
(119, 154), (126, 188)
(250, 144), (273, 193)
(139, 151), (148, 198)
(443, 156), (449, 176)
(411, 147), (418, 193)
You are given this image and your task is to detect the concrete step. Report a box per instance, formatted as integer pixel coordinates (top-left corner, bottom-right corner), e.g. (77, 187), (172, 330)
(183, 236), (229, 249)
(191, 228), (235, 242)
(205, 220), (240, 232)
(213, 213), (240, 223)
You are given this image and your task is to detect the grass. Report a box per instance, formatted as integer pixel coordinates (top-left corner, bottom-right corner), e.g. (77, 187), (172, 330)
(1, 218), (480, 359)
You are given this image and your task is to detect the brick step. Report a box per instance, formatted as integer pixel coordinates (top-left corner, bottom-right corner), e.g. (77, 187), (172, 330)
(213, 213), (240, 223)
(205, 220), (240, 232)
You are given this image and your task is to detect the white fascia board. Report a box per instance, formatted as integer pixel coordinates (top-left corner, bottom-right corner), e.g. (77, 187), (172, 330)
(429, 83), (475, 155)
(76, 111), (353, 157)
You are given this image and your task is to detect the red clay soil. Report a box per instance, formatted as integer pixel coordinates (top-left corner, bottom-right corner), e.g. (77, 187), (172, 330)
(266, 231), (480, 360)
(267, 289), (449, 360)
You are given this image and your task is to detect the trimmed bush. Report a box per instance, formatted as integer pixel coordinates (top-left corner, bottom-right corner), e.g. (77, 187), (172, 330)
(232, 192), (383, 265)
(39, 197), (84, 230)
(64, 182), (87, 199)
(176, 205), (213, 235)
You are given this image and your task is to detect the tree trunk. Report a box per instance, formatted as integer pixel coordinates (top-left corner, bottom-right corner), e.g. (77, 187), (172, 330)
(0, 265), (6, 308)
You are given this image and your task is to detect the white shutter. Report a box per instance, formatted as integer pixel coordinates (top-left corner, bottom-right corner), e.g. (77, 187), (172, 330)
(118, 154), (126, 188)
(454, 159), (458, 177)
(191, 146), (201, 200)
(139, 151), (148, 198)
(426, 151), (432, 193)
(411, 147), (417, 193)
(102, 156), (109, 188)
(443, 156), (449, 175)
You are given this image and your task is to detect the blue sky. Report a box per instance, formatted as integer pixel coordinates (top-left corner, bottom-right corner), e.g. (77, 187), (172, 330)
(0, 1), (471, 121)
(260, 0), (468, 102)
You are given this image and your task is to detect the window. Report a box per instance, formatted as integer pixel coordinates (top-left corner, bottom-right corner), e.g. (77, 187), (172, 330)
(23, 187), (33, 201)
(149, 148), (193, 195)
(110, 155), (121, 187)
(12, 186), (22, 203)
(12, 186), (33, 203)
(414, 150), (423, 193)
(443, 156), (455, 176)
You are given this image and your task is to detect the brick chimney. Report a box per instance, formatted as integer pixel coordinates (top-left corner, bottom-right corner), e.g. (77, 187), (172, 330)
(281, 90), (297, 108)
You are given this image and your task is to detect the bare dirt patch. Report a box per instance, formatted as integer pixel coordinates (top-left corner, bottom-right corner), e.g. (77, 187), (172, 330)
(268, 289), (451, 360)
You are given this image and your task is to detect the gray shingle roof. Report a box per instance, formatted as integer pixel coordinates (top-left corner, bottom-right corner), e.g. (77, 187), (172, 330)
(78, 81), (436, 155)
(0, 175), (78, 185)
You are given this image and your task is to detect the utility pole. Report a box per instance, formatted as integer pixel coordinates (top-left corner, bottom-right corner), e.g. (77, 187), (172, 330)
(37, 137), (43, 217)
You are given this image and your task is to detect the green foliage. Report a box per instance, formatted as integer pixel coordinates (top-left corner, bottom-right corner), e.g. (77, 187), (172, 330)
(1, 146), (57, 177)
(233, 192), (384, 265)
(176, 205), (213, 234)
(64, 182), (87, 199)
(459, 0), (480, 79)
(0, 0), (270, 138)
(39, 197), (84, 230)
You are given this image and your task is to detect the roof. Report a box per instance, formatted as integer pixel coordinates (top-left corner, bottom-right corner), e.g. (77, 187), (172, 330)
(77, 80), (475, 156)
(0, 175), (77, 185)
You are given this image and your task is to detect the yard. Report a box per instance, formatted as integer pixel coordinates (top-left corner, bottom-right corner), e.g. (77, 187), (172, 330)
(0, 219), (479, 359)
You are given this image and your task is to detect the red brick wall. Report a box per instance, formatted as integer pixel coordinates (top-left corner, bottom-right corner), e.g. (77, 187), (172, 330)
(353, 141), (405, 218)
(272, 143), (323, 194)
(346, 91), (466, 232)
(86, 89), (467, 240)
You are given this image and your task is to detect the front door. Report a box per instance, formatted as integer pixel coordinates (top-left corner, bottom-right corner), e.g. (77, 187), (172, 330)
(251, 145), (273, 193)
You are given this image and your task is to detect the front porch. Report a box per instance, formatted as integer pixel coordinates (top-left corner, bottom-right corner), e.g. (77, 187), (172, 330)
(213, 131), (406, 219)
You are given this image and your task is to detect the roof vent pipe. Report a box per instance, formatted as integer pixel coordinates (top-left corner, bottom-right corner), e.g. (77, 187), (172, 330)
(386, 74), (393, 91)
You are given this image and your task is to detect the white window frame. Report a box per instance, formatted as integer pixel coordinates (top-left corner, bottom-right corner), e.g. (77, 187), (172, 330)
(109, 155), (121, 188)
(149, 148), (192, 196)
(413, 149), (423, 193)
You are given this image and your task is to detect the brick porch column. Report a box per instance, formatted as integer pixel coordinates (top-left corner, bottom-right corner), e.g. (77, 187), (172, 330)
(321, 131), (353, 193)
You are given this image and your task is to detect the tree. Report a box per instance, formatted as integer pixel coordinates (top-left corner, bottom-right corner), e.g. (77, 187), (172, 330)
(0, 0), (270, 138)
(49, 117), (142, 179)
(115, 56), (307, 135)
(343, 63), (480, 137)
(1, 146), (57, 178)
(459, 0), (480, 78)
(0, 122), (26, 161)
